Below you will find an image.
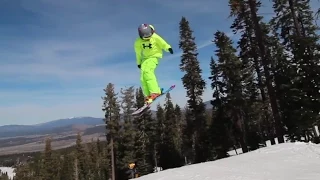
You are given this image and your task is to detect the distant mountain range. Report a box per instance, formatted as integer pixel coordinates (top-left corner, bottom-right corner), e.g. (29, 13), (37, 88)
(0, 101), (213, 138)
(0, 117), (104, 138)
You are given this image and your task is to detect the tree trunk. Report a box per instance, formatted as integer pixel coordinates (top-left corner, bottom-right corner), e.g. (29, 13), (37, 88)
(154, 144), (158, 172)
(111, 137), (115, 180)
(236, 110), (248, 153)
(243, 9), (274, 146)
(251, 48), (275, 145)
(314, 125), (319, 137)
(74, 158), (79, 180)
(248, 0), (285, 143)
(288, 0), (302, 36)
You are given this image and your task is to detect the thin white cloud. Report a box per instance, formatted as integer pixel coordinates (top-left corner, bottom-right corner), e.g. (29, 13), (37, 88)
(151, 0), (229, 14)
(162, 38), (215, 62)
(0, 58), (138, 82)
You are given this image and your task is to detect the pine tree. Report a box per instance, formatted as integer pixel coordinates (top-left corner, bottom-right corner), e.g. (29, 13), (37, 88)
(213, 31), (249, 153)
(158, 93), (184, 169)
(270, 0), (320, 140)
(229, 0), (285, 143)
(208, 57), (233, 159)
(102, 82), (121, 180)
(156, 104), (165, 144)
(181, 106), (193, 164)
(94, 138), (110, 179)
(99, 146), (110, 180)
(13, 137), (113, 180)
(40, 137), (60, 180)
(119, 86), (136, 178)
(87, 139), (100, 180)
(174, 104), (184, 159)
(230, 0), (275, 145)
(155, 103), (165, 170)
(179, 16), (209, 163)
(96, 138), (102, 154)
(133, 88), (155, 175)
(74, 133), (90, 180)
(14, 164), (34, 180)
(26, 156), (42, 179)
(316, 5), (320, 20)
(267, 31), (294, 141)
(60, 153), (75, 180)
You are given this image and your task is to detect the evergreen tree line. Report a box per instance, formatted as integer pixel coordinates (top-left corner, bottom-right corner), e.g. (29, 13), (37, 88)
(12, 87), (185, 180)
(13, 134), (110, 180)
(12, 0), (320, 179)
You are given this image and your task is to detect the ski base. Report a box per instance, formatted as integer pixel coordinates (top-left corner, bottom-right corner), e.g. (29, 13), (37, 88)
(131, 85), (175, 116)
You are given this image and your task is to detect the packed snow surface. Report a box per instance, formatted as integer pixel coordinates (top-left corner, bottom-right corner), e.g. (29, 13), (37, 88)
(135, 142), (320, 180)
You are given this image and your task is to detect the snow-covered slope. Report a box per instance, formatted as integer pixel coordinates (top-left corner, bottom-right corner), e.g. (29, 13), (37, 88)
(136, 142), (320, 180)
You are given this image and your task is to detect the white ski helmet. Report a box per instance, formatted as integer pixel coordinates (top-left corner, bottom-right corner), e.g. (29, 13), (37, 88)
(138, 24), (155, 39)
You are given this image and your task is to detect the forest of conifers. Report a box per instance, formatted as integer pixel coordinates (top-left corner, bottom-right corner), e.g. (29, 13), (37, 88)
(6, 0), (320, 180)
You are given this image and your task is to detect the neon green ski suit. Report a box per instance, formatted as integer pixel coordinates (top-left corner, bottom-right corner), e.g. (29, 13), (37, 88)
(134, 25), (172, 97)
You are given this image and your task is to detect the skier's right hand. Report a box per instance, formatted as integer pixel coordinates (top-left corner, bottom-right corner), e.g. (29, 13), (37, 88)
(137, 65), (141, 69)
(168, 48), (173, 54)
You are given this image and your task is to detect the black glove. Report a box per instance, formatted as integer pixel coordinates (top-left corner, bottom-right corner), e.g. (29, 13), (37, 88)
(168, 48), (173, 54)
(137, 65), (141, 69)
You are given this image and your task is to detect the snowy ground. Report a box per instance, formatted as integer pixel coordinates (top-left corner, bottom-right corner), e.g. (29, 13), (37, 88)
(135, 142), (320, 180)
(0, 166), (15, 179)
(1, 141), (319, 180)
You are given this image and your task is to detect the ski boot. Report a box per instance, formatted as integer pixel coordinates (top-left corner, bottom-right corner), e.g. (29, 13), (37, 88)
(145, 88), (164, 105)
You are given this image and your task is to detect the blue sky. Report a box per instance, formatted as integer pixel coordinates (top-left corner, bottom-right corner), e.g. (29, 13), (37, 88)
(0, 0), (318, 125)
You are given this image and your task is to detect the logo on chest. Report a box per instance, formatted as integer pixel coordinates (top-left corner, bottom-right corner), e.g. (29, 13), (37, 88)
(142, 43), (152, 49)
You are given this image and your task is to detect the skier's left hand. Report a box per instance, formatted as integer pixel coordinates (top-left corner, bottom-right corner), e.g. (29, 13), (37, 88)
(168, 48), (173, 54)
(137, 65), (141, 69)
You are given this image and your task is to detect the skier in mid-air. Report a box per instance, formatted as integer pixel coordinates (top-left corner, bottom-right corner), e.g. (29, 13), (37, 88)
(134, 24), (173, 105)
